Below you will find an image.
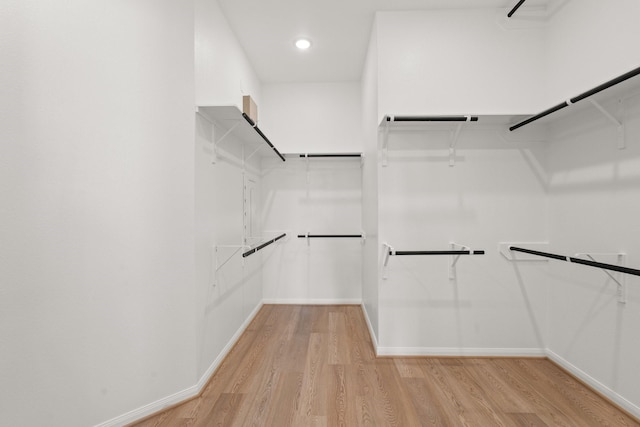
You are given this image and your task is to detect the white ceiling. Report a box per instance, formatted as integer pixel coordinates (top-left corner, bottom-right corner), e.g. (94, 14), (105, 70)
(217, 0), (547, 83)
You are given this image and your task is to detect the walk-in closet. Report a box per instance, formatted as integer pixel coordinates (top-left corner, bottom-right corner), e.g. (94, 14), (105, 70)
(3, 0), (640, 425)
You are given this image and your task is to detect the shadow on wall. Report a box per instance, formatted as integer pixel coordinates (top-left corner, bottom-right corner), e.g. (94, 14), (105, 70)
(205, 252), (263, 316)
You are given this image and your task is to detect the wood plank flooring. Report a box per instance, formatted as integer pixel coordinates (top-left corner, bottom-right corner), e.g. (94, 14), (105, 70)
(130, 305), (640, 427)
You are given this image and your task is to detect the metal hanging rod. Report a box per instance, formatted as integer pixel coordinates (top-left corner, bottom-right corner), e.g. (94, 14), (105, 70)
(510, 65), (640, 131)
(296, 153), (362, 158)
(382, 242), (484, 280)
(507, 0), (527, 18)
(387, 115), (479, 123)
(298, 234), (364, 238)
(509, 246), (640, 277)
(241, 113), (286, 162)
(242, 233), (286, 258)
(389, 250), (485, 256)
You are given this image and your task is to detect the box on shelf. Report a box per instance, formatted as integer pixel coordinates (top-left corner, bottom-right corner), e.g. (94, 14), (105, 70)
(243, 95), (258, 124)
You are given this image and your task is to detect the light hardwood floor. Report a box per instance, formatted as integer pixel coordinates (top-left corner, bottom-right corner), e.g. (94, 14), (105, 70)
(131, 305), (640, 426)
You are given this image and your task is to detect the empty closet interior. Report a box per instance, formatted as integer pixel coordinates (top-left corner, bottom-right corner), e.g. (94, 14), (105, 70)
(4, 0), (640, 425)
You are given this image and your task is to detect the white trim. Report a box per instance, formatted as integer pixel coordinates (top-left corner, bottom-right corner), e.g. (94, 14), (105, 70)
(94, 385), (199, 427)
(360, 303), (379, 356)
(376, 346), (546, 358)
(95, 301), (264, 427)
(546, 349), (640, 419)
(262, 298), (362, 305)
(195, 301), (264, 390)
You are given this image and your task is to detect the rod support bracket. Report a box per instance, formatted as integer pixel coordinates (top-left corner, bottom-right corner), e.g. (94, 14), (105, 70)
(589, 99), (625, 150)
(382, 243), (393, 279)
(449, 242), (472, 280)
(382, 118), (390, 167)
(449, 118), (470, 167)
(574, 252), (627, 304)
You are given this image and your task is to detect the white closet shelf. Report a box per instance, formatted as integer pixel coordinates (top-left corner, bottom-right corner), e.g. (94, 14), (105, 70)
(197, 105), (285, 161)
(379, 114), (529, 129)
(509, 65), (640, 132)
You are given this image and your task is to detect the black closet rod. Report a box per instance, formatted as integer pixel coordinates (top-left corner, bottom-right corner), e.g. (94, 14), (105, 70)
(390, 250), (485, 256)
(241, 113), (286, 162)
(510, 65), (640, 131)
(298, 153), (362, 158)
(298, 234), (363, 238)
(507, 0), (527, 18)
(242, 233), (286, 258)
(509, 246), (640, 277)
(387, 116), (479, 122)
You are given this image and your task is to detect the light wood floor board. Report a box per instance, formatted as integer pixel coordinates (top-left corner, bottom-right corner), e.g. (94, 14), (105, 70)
(130, 305), (640, 427)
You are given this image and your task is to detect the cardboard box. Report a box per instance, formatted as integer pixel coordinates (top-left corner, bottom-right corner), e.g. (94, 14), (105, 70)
(243, 95), (258, 124)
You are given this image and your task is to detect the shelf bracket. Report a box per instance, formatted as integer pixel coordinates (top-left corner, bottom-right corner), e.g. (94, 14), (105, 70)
(575, 252), (627, 304)
(589, 99), (625, 150)
(215, 121), (241, 146)
(213, 245), (249, 286)
(382, 120), (390, 167)
(449, 116), (472, 166)
(449, 242), (471, 280)
(245, 143), (265, 162)
(382, 242), (394, 280)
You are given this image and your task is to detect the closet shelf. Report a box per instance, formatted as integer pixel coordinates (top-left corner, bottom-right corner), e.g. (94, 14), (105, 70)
(379, 114), (528, 129)
(379, 114), (528, 167)
(509, 65), (640, 132)
(197, 105), (285, 162)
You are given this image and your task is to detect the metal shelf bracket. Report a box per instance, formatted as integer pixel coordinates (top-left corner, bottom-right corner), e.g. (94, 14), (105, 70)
(575, 252), (627, 304)
(589, 99), (625, 149)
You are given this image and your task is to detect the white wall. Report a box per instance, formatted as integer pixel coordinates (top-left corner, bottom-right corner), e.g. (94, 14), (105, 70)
(194, 118), (263, 378)
(376, 9), (546, 119)
(537, 1), (640, 416)
(361, 20), (381, 341)
(194, 0), (264, 382)
(377, 124), (549, 354)
(544, 67), (640, 418)
(0, 1), (196, 426)
(260, 82), (363, 303)
(260, 82), (362, 153)
(195, 0), (262, 110)
(545, 0), (640, 104)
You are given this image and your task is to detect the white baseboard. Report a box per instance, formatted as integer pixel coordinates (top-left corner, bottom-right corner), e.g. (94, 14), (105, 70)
(546, 349), (640, 420)
(360, 303), (378, 356)
(262, 298), (362, 305)
(195, 301), (264, 391)
(376, 346), (546, 358)
(95, 301), (264, 427)
(97, 301), (640, 426)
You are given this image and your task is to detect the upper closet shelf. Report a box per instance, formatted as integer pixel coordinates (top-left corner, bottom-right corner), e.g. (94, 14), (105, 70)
(379, 114), (528, 166)
(509, 65), (640, 150)
(379, 114), (527, 129)
(197, 105), (285, 162)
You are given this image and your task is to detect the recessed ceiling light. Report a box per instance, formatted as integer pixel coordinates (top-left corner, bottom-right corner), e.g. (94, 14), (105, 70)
(295, 38), (311, 50)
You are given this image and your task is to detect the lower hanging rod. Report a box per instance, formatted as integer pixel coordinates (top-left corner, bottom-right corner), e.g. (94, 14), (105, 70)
(297, 153), (362, 158)
(298, 234), (363, 238)
(242, 233), (286, 258)
(509, 246), (640, 276)
(390, 250), (485, 256)
(387, 115), (479, 123)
